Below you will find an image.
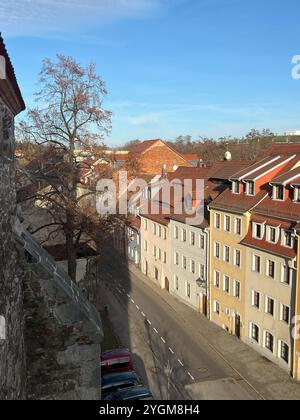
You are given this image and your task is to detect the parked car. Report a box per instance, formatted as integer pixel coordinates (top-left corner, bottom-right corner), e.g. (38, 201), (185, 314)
(101, 371), (140, 398)
(104, 385), (154, 401)
(101, 348), (134, 374)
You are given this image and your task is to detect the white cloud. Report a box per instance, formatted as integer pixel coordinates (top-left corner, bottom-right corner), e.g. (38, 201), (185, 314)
(0, 0), (167, 37)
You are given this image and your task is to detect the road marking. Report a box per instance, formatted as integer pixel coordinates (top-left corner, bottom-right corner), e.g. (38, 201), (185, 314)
(178, 359), (184, 367)
(131, 299), (135, 304)
(147, 319), (152, 325)
(169, 347), (175, 355)
(188, 372), (195, 381)
(136, 305), (140, 311)
(153, 328), (159, 334)
(141, 312), (146, 317)
(127, 294), (131, 298)
(161, 337), (166, 344)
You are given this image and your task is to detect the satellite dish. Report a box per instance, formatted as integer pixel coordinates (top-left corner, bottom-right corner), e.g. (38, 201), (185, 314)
(225, 151), (232, 161)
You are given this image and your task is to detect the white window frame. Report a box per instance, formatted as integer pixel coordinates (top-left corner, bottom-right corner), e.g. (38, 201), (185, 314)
(163, 227), (167, 240)
(249, 322), (260, 343)
(282, 230), (294, 249)
(266, 226), (279, 244)
(263, 330), (274, 353)
(143, 219), (148, 230)
(214, 300), (220, 315)
(234, 217), (242, 236)
(190, 231), (195, 246)
(182, 256), (187, 270)
(214, 270), (220, 288)
(214, 213), (221, 229)
(253, 222), (265, 240)
(272, 184), (285, 201)
(199, 264), (205, 280)
(152, 223), (156, 235)
(252, 290), (260, 309)
(182, 228), (187, 242)
(233, 280), (241, 299)
(174, 252), (179, 266)
(266, 259), (276, 279)
(281, 264), (293, 286)
(280, 303), (290, 324)
(246, 181), (255, 196)
(278, 339), (289, 364)
(252, 254), (261, 273)
(234, 249), (241, 268)
(190, 259), (195, 274)
(265, 296), (275, 317)
(174, 275), (179, 291)
(199, 234), (205, 249)
(153, 246), (156, 257)
(214, 241), (220, 259)
(163, 251), (167, 264)
(174, 226), (179, 239)
(293, 186), (300, 203)
(223, 245), (230, 263)
(223, 275), (230, 294)
(232, 180), (241, 194)
(224, 215), (231, 232)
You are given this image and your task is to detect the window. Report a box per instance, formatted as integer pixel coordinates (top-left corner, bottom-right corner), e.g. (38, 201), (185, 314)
(252, 291), (260, 309)
(186, 282), (191, 298)
(200, 235), (205, 249)
(163, 227), (167, 240)
(280, 304), (290, 324)
(158, 248), (161, 260)
(273, 185), (284, 201)
(265, 331), (274, 353)
(265, 297), (275, 317)
(153, 223), (157, 235)
(215, 213), (221, 229)
(266, 260), (275, 279)
(163, 252), (167, 264)
(190, 232), (195, 246)
(224, 215), (231, 232)
(200, 264), (205, 280)
(182, 229), (187, 242)
(174, 252), (179, 266)
(234, 249), (241, 267)
(158, 225), (162, 237)
(281, 265), (293, 285)
(182, 256), (187, 270)
(267, 227), (277, 243)
(223, 275), (230, 294)
(235, 218), (242, 235)
(252, 255), (261, 273)
(174, 276), (179, 291)
(293, 186), (300, 203)
(190, 260), (195, 274)
(143, 219), (148, 230)
(250, 323), (259, 343)
(214, 300), (220, 315)
(246, 181), (255, 196)
(143, 240), (148, 252)
(279, 341), (289, 363)
(233, 281), (241, 299)
(224, 245), (230, 263)
(214, 271), (220, 288)
(153, 246), (156, 257)
(214, 242), (220, 259)
(174, 226), (179, 239)
(253, 223), (264, 239)
(283, 230), (293, 248)
(232, 180), (241, 194)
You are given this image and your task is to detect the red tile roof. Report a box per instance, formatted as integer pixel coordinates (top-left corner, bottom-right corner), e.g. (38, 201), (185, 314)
(182, 154), (199, 161)
(126, 215), (141, 230)
(252, 194), (300, 222)
(230, 156), (279, 180)
(271, 166), (300, 185)
(209, 188), (268, 214)
(129, 139), (163, 154)
(207, 160), (253, 181)
(260, 143), (300, 158)
(0, 33), (25, 113)
(243, 155), (296, 181)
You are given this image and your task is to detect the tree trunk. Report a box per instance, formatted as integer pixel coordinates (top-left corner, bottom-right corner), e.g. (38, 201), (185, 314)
(66, 208), (77, 281)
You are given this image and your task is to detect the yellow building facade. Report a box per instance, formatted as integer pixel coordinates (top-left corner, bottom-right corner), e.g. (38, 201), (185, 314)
(209, 208), (251, 338)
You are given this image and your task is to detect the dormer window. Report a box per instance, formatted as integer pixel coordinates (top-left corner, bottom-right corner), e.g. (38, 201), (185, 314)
(282, 230), (294, 248)
(293, 186), (300, 203)
(267, 226), (278, 244)
(232, 181), (241, 194)
(245, 181), (255, 196)
(253, 222), (264, 240)
(273, 185), (284, 201)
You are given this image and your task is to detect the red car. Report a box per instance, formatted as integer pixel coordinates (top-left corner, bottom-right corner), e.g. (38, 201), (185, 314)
(101, 349), (134, 374)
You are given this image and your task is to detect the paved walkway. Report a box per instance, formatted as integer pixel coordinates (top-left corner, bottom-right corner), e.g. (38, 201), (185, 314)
(126, 261), (300, 400)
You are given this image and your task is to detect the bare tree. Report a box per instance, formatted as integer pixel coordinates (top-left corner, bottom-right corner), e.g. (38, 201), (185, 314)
(18, 55), (112, 281)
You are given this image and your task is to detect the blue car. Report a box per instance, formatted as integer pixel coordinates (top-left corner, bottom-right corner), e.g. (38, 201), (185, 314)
(104, 385), (154, 401)
(101, 371), (140, 398)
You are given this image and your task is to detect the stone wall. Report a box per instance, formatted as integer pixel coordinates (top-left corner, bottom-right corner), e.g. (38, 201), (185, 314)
(24, 264), (101, 400)
(0, 98), (26, 399)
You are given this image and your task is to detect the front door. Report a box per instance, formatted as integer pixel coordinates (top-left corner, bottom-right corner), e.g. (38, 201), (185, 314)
(235, 314), (241, 339)
(165, 277), (170, 292)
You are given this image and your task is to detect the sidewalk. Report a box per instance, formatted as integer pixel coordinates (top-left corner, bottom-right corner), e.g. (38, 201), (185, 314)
(126, 261), (300, 400)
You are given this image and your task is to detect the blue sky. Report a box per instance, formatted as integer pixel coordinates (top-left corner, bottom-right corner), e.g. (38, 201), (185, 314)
(2, 0), (300, 147)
